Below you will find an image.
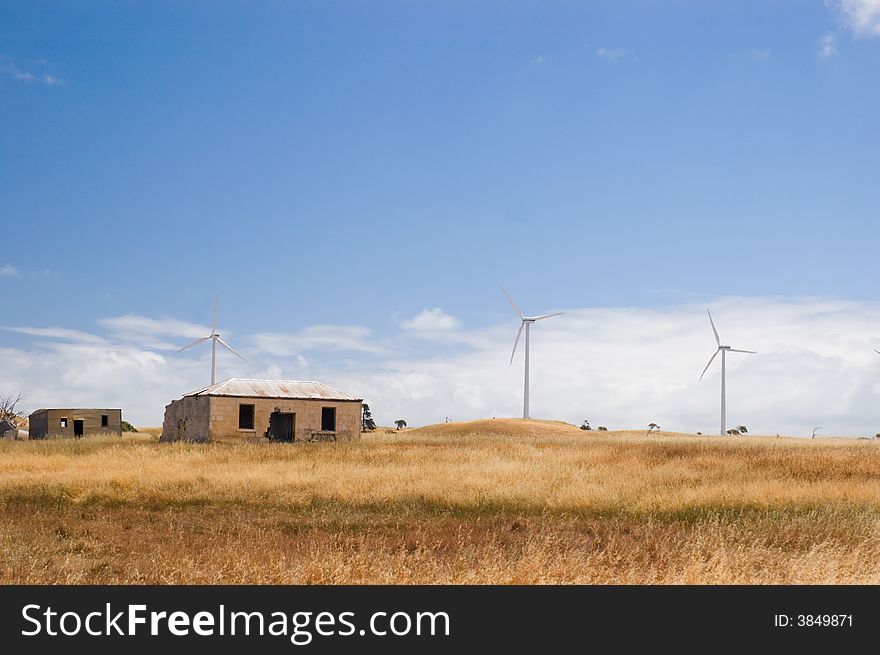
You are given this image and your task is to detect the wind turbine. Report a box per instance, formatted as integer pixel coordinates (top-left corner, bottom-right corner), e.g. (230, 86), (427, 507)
(698, 309), (755, 436)
(177, 297), (246, 385)
(502, 286), (564, 419)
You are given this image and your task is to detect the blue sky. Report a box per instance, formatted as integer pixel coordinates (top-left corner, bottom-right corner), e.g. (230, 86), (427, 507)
(1, 2), (879, 432)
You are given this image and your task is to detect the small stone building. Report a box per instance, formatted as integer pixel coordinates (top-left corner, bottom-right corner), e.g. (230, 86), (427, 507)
(160, 378), (363, 443)
(28, 408), (123, 439)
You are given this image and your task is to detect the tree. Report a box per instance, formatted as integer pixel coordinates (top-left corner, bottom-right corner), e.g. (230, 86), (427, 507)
(0, 394), (25, 427)
(394, 419), (407, 430)
(121, 421), (138, 433)
(361, 404), (377, 431)
(580, 420), (591, 431)
(737, 425), (748, 434)
(597, 426), (608, 431)
(726, 428), (741, 436)
(647, 422), (660, 433)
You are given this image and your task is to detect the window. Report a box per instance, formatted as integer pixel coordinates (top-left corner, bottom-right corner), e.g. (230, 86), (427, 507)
(101, 414), (109, 427)
(239, 404), (255, 430)
(321, 407), (336, 432)
(60, 418), (67, 428)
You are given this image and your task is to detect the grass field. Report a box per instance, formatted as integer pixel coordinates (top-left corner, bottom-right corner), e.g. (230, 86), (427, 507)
(1, 419), (879, 584)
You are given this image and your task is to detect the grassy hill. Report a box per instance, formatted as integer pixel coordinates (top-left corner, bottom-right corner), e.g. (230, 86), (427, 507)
(0, 421), (878, 584)
(401, 417), (700, 440)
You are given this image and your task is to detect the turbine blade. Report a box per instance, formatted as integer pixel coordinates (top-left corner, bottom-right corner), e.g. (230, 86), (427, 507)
(216, 337), (246, 361)
(510, 322), (525, 365)
(707, 309), (721, 346)
(533, 312), (565, 321)
(212, 295), (219, 332)
(699, 349), (720, 382)
(875, 350), (880, 356)
(501, 286), (524, 318)
(176, 336), (210, 353)
(728, 348), (756, 354)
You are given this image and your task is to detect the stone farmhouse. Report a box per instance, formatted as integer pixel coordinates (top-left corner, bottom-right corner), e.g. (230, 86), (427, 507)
(160, 378), (362, 443)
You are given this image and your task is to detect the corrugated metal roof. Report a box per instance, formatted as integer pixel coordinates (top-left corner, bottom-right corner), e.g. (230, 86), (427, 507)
(29, 408), (121, 414)
(184, 378), (362, 401)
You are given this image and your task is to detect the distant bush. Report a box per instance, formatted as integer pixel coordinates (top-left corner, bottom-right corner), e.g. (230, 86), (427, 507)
(580, 420), (591, 431)
(121, 421), (138, 433)
(597, 426), (608, 431)
(726, 429), (741, 436)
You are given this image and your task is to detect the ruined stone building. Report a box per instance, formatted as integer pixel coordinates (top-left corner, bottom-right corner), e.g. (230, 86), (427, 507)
(28, 408), (123, 439)
(160, 378), (362, 443)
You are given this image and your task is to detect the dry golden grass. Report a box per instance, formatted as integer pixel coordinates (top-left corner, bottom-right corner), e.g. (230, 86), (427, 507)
(1, 419), (878, 584)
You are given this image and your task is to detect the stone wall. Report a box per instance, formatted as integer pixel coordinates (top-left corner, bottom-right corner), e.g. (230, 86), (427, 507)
(160, 396), (211, 442)
(209, 396), (361, 442)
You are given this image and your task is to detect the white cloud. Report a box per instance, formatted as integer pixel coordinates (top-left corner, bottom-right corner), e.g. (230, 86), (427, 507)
(250, 325), (384, 356)
(3, 298), (880, 435)
(596, 47), (633, 62)
(97, 314), (211, 350)
(0, 341), (201, 425)
(335, 297), (880, 436)
(399, 308), (461, 332)
(819, 33), (839, 57)
(832, 0), (880, 36)
(2, 326), (107, 344)
(0, 263), (19, 277)
(0, 57), (63, 85)
(531, 55), (546, 65)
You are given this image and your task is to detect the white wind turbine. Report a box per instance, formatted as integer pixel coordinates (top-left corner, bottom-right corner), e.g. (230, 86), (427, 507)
(698, 309), (755, 436)
(177, 297), (246, 385)
(503, 286), (564, 419)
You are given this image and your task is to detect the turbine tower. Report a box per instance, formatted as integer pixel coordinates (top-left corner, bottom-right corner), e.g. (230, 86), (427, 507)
(503, 287), (564, 419)
(177, 296), (246, 385)
(698, 309), (755, 436)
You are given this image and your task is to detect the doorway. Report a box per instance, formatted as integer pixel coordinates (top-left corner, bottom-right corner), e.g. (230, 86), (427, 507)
(268, 412), (295, 442)
(74, 420), (84, 437)
(321, 407), (336, 432)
